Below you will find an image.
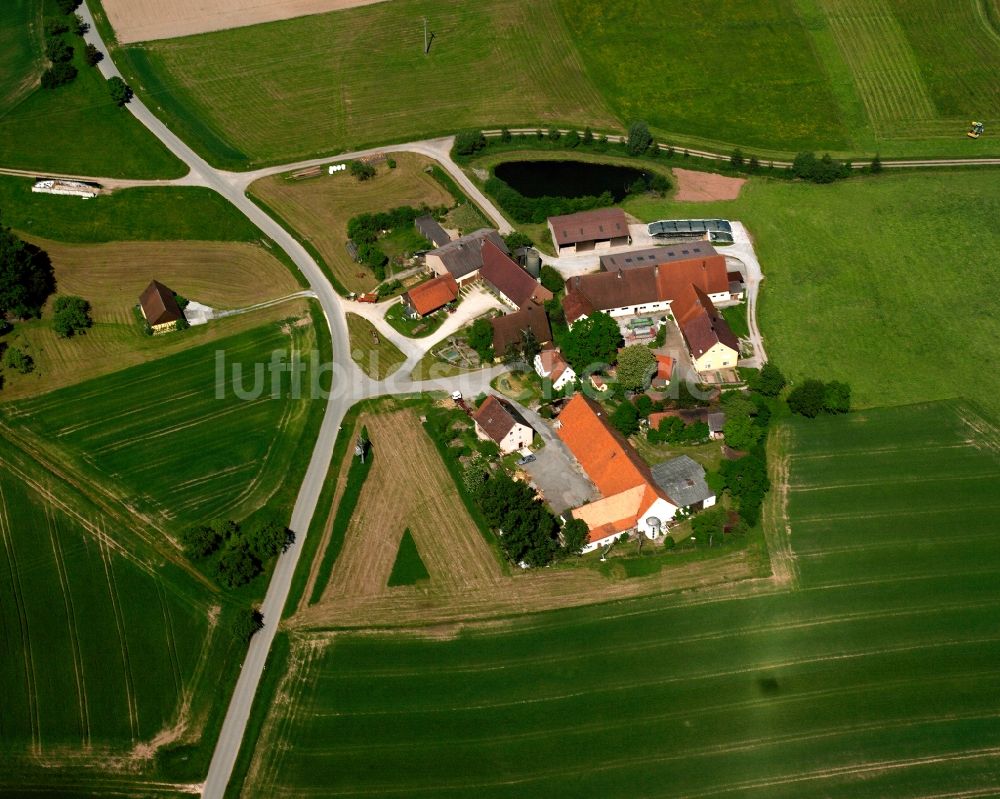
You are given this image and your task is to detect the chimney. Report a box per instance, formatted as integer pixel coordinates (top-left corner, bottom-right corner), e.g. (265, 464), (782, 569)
(617, 268), (623, 280)
(575, 275), (581, 289)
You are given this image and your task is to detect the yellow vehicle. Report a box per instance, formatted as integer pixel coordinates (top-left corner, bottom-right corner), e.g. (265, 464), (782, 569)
(967, 121), (984, 139)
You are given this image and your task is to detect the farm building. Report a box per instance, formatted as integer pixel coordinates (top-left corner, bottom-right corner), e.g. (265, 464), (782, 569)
(415, 215), (452, 249)
(472, 395), (535, 454)
(727, 270), (746, 301)
(490, 300), (552, 358)
(479, 240), (553, 310)
(650, 455), (716, 512)
(547, 208), (630, 254)
(533, 347), (576, 391)
(562, 255), (730, 325)
(599, 241), (719, 272)
(401, 274), (458, 318)
(139, 280), (185, 333)
(425, 229), (509, 285)
(671, 284), (739, 372)
(555, 394), (680, 552)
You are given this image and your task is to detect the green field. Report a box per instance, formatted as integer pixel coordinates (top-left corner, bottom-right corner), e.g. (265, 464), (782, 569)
(627, 168), (1000, 421)
(99, 0), (1000, 165)
(0, 0), (183, 177)
(387, 529), (430, 587)
(0, 176), (262, 243)
(236, 401), (1000, 797)
(3, 316), (327, 535)
(111, 0), (617, 168)
(0, 437), (244, 794)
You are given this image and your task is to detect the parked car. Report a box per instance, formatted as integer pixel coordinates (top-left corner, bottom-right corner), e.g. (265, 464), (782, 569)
(516, 454), (536, 466)
(451, 391), (463, 401)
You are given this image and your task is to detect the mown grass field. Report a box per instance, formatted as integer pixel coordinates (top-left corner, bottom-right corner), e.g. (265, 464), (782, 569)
(0, 0), (184, 177)
(346, 313), (405, 379)
(0, 176), (263, 243)
(237, 400), (1000, 797)
(3, 314), (327, 535)
(104, 0), (1000, 163)
(0, 437), (245, 795)
(1, 238), (302, 398)
(249, 154), (453, 294)
(627, 168), (1000, 422)
(109, 0), (618, 168)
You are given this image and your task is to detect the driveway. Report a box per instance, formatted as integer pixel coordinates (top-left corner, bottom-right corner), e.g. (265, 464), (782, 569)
(507, 399), (596, 514)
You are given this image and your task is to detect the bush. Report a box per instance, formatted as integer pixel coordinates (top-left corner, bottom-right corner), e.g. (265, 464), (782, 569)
(386, 157), (396, 169)
(752, 362), (786, 396)
(84, 43), (103, 66)
(3, 346), (34, 374)
(547, 126), (561, 142)
(609, 400), (639, 436)
(626, 120), (652, 156)
(349, 160), (376, 181)
(41, 62), (77, 89)
(55, 0), (81, 12)
(215, 544), (261, 588)
(52, 295), (92, 338)
(791, 152), (851, 184)
(787, 379), (826, 417)
(539, 264), (564, 294)
(44, 19), (70, 36)
(180, 524), (223, 559)
(454, 129), (486, 156)
(231, 608), (264, 643)
(106, 76), (133, 107)
(503, 231), (533, 251)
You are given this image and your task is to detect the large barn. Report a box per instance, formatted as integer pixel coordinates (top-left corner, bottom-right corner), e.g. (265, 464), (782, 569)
(547, 208), (630, 255)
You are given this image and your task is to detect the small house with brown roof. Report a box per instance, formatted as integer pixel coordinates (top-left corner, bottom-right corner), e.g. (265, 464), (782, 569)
(555, 394), (679, 551)
(401, 274), (458, 318)
(489, 300), (552, 359)
(425, 229), (509, 285)
(479, 240), (553, 310)
(547, 208), (630, 254)
(139, 280), (184, 333)
(472, 395), (535, 454)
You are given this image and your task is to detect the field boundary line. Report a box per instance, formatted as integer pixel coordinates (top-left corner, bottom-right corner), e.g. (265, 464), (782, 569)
(0, 481), (41, 754)
(45, 502), (91, 747)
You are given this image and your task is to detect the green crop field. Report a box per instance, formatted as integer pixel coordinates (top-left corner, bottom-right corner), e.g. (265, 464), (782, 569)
(235, 401), (1000, 797)
(0, 1), (183, 178)
(626, 168), (1000, 422)
(0, 440), (245, 795)
(3, 315), (327, 534)
(103, 0), (1000, 164)
(109, 0), (618, 168)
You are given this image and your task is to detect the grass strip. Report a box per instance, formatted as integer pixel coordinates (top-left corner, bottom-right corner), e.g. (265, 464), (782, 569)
(306, 449), (375, 606)
(387, 529), (430, 586)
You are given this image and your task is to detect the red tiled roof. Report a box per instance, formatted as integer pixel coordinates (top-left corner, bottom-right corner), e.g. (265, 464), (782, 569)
(549, 208), (629, 247)
(556, 394), (655, 497)
(480, 240), (553, 309)
(655, 354), (674, 380)
(404, 274), (458, 316)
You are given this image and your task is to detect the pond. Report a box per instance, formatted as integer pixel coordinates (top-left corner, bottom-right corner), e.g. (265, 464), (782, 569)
(493, 160), (650, 201)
